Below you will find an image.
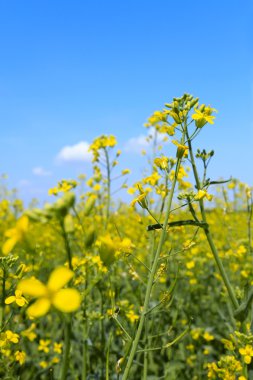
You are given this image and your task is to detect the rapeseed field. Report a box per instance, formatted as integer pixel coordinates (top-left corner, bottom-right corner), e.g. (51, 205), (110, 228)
(1, 94), (252, 379)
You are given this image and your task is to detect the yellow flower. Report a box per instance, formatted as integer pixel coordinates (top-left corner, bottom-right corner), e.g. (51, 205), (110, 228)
(131, 193), (148, 209)
(89, 135), (117, 160)
(147, 110), (167, 125)
(130, 185), (148, 209)
(143, 172), (161, 186)
(203, 331), (214, 341)
(21, 323), (37, 341)
(38, 339), (51, 353)
(48, 187), (59, 196)
(195, 190), (213, 201)
(186, 261), (195, 269)
(207, 362), (218, 379)
(154, 156), (169, 170)
(5, 330), (19, 344)
(121, 169), (131, 175)
(51, 356), (60, 364)
(48, 179), (78, 196)
(39, 361), (48, 369)
(93, 184), (101, 191)
(126, 309), (139, 323)
(191, 328), (202, 340)
(192, 105), (217, 128)
(239, 344), (253, 364)
(53, 342), (63, 354)
(172, 140), (189, 158)
(5, 289), (27, 307)
(14, 350), (26, 365)
(2, 215), (29, 255)
(18, 267), (81, 318)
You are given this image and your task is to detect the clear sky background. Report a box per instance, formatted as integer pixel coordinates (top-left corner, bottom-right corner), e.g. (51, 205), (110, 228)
(0, 0), (252, 203)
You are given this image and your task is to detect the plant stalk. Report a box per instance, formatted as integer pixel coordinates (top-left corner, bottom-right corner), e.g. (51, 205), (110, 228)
(186, 128), (239, 309)
(121, 157), (182, 379)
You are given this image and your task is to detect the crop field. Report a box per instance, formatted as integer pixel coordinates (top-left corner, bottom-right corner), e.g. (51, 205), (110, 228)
(0, 94), (252, 380)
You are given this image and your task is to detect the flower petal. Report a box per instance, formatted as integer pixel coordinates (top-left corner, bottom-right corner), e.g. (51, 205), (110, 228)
(16, 215), (29, 232)
(27, 298), (51, 318)
(18, 278), (47, 297)
(47, 267), (74, 292)
(16, 298), (26, 307)
(15, 290), (23, 298)
(52, 289), (81, 313)
(2, 237), (18, 255)
(5, 228), (17, 238)
(5, 296), (16, 305)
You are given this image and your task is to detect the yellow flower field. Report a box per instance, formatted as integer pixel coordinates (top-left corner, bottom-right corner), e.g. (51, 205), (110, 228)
(0, 94), (252, 379)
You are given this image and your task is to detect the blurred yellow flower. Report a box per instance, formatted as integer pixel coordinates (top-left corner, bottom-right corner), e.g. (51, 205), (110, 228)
(121, 169), (131, 175)
(195, 190), (213, 201)
(172, 140), (189, 158)
(18, 267), (81, 318)
(38, 339), (51, 353)
(203, 331), (214, 341)
(21, 323), (37, 341)
(154, 156), (169, 170)
(14, 350), (26, 365)
(2, 215), (29, 255)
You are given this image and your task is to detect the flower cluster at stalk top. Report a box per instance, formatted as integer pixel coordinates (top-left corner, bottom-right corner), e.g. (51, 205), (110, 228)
(48, 179), (78, 196)
(18, 267), (81, 318)
(89, 135), (117, 162)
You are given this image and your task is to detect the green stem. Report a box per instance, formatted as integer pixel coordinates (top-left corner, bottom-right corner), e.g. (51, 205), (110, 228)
(121, 157), (182, 379)
(113, 316), (132, 341)
(60, 320), (71, 380)
(0, 266), (6, 328)
(142, 320), (148, 380)
(106, 332), (113, 380)
(147, 209), (162, 229)
(186, 128), (239, 309)
(60, 220), (73, 270)
(60, 219), (73, 379)
(247, 192), (253, 255)
(99, 287), (106, 377)
(82, 263), (88, 380)
(104, 148), (111, 226)
(137, 325), (190, 353)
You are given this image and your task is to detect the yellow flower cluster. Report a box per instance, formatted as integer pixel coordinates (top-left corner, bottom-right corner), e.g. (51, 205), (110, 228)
(89, 135), (117, 162)
(48, 179), (78, 196)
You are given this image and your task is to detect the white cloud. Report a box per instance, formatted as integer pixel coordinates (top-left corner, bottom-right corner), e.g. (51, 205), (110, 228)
(124, 128), (165, 154)
(56, 141), (92, 163)
(32, 167), (52, 176)
(124, 134), (150, 153)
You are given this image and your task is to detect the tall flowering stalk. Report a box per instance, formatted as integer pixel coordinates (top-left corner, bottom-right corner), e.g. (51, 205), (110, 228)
(185, 107), (239, 310)
(89, 135), (117, 226)
(122, 94), (199, 379)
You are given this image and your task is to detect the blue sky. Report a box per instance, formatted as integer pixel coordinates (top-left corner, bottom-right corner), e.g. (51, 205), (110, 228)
(0, 0), (252, 203)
